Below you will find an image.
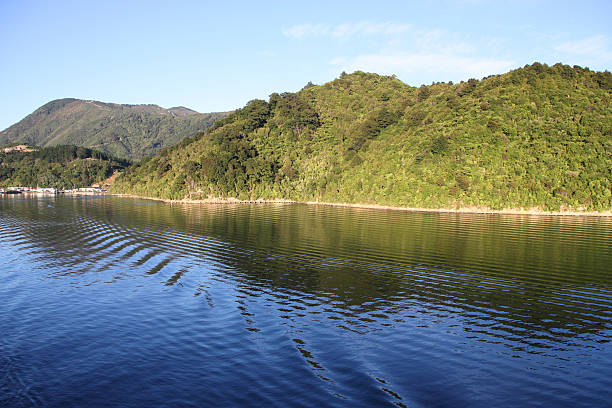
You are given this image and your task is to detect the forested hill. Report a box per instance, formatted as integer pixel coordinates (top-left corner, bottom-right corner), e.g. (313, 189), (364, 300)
(0, 145), (128, 189)
(0, 99), (229, 160)
(111, 63), (612, 212)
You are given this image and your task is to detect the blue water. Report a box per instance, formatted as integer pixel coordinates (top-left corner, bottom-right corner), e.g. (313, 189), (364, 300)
(1, 196), (611, 407)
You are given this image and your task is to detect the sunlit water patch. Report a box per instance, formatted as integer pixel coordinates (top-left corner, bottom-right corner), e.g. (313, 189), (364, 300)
(1, 195), (611, 407)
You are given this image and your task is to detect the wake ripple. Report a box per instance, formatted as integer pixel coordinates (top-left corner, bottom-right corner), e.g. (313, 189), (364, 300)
(0, 196), (611, 407)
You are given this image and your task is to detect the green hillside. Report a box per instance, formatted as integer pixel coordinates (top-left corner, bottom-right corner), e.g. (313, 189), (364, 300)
(0, 99), (228, 160)
(0, 145), (129, 189)
(111, 63), (612, 212)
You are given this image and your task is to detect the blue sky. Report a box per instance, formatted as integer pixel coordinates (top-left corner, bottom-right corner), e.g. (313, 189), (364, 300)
(1, 0), (611, 131)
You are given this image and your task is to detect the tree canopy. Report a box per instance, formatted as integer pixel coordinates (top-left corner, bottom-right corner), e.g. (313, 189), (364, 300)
(111, 63), (612, 211)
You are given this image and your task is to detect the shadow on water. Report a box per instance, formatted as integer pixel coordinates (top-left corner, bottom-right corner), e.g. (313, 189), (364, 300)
(2, 196), (611, 343)
(1, 195), (612, 407)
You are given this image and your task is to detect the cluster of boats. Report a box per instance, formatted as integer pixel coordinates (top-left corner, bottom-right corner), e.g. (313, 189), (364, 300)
(0, 187), (107, 195)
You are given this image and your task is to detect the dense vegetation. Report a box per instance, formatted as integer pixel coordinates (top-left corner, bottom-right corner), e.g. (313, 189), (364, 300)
(0, 145), (128, 189)
(112, 63), (611, 211)
(0, 99), (228, 160)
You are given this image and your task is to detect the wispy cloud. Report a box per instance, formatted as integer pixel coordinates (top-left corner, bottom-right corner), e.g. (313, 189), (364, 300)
(283, 22), (487, 56)
(330, 52), (515, 84)
(285, 20), (516, 82)
(410, 28), (476, 54)
(282, 24), (330, 38)
(554, 35), (612, 62)
(282, 21), (411, 39)
(330, 22), (411, 38)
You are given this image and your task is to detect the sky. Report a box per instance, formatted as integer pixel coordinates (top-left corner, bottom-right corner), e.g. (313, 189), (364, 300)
(1, 0), (611, 130)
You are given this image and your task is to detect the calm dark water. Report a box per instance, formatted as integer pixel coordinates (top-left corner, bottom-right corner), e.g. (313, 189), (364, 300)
(1, 196), (611, 407)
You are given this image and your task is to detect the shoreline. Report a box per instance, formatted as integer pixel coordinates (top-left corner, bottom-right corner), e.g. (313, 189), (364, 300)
(110, 194), (612, 217)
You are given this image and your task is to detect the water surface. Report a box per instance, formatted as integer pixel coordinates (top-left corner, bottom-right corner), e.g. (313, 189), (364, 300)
(1, 196), (611, 407)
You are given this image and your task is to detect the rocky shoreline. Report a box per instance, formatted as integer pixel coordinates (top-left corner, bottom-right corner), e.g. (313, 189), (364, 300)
(110, 194), (612, 217)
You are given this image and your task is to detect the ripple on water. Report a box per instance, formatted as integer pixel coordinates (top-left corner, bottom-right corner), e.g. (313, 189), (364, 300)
(0, 196), (611, 407)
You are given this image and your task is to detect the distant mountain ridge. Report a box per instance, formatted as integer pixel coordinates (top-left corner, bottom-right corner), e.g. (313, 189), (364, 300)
(0, 98), (229, 160)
